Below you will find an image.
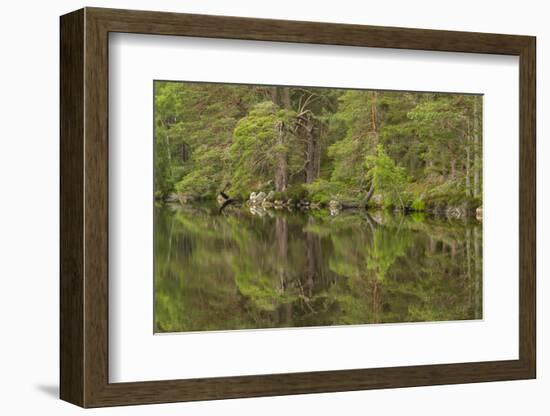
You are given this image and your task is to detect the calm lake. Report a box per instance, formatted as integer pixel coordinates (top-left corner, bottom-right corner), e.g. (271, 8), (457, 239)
(154, 203), (482, 333)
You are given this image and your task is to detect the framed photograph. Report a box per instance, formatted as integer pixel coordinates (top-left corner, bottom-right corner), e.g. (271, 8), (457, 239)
(60, 7), (536, 407)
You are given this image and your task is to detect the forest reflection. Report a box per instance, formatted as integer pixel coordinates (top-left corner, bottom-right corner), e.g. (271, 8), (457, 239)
(154, 203), (482, 333)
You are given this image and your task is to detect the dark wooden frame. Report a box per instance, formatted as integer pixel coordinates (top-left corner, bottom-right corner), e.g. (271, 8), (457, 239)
(60, 7), (536, 408)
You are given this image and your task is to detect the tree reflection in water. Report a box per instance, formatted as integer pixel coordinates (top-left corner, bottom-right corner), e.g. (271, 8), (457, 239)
(154, 203), (482, 333)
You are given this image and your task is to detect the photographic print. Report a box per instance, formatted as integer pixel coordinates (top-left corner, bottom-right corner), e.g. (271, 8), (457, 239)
(154, 81), (483, 333)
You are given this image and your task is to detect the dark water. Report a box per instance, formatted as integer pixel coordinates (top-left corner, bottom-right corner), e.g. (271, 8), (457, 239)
(154, 203), (482, 333)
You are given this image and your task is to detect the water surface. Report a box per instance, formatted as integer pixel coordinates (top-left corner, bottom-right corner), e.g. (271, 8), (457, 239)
(154, 203), (482, 333)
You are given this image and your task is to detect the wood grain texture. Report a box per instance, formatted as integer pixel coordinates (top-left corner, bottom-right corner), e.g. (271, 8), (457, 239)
(59, 7), (537, 408)
(83, 10), (110, 406)
(518, 38), (536, 376)
(59, 8), (84, 407)
(89, 7), (532, 55)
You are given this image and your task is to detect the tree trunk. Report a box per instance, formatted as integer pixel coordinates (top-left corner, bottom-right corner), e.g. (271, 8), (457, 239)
(164, 134), (173, 178)
(281, 87), (291, 109)
(371, 91), (378, 137)
(450, 159), (456, 179)
(372, 281), (381, 324)
(361, 91), (380, 206)
(429, 237), (437, 254)
(303, 116), (321, 184)
(305, 217), (320, 298)
(473, 225), (482, 318)
(473, 97), (481, 198)
(275, 217), (288, 293)
(361, 180), (375, 208)
(272, 86), (291, 108)
(466, 227), (472, 305)
(272, 87), (290, 192)
(270, 87), (279, 104)
(465, 119), (471, 197)
(274, 121), (288, 192)
(180, 142), (189, 162)
(313, 123), (322, 181)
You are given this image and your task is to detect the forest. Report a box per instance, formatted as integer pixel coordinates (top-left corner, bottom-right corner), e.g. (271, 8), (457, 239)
(153, 81), (483, 332)
(154, 81), (482, 217)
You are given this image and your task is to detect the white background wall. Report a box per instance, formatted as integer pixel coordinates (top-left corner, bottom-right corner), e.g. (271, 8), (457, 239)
(0, 0), (546, 414)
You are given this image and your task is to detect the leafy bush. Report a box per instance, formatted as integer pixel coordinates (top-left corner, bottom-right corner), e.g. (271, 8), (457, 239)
(365, 145), (410, 209)
(268, 184), (308, 203)
(422, 179), (482, 211)
(304, 179), (338, 205)
(286, 184), (308, 201)
(411, 197), (426, 211)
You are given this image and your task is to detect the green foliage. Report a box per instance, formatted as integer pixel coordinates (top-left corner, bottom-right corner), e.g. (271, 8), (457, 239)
(270, 184), (308, 203)
(326, 91), (374, 194)
(365, 145), (410, 209)
(411, 197), (426, 211)
(153, 83), (485, 333)
(229, 101), (295, 197)
(234, 270), (297, 312)
(304, 179), (339, 204)
(365, 224), (413, 281)
(155, 82), (483, 210)
(410, 211), (426, 223)
(175, 146), (229, 198)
